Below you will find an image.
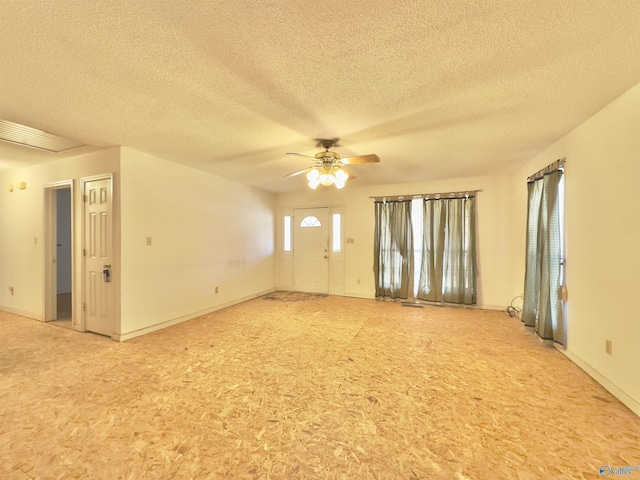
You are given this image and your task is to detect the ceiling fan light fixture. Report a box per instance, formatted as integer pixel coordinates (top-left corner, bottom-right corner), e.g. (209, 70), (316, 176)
(286, 138), (379, 190)
(319, 173), (335, 187)
(303, 165), (350, 189)
(335, 168), (349, 182)
(307, 169), (320, 181)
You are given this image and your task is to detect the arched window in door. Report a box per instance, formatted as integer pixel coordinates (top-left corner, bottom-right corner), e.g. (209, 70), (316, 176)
(300, 216), (322, 228)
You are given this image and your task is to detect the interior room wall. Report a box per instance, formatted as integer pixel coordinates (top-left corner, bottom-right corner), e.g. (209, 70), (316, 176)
(276, 173), (514, 310)
(118, 148), (277, 339)
(509, 82), (640, 415)
(0, 147), (122, 319)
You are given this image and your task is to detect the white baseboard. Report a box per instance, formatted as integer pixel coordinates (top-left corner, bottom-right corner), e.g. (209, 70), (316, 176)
(0, 306), (43, 321)
(342, 294), (504, 311)
(114, 288), (276, 341)
(480, 304), (507, 311)
(344, 292), (375, 300)
(560, 348), (640, 417)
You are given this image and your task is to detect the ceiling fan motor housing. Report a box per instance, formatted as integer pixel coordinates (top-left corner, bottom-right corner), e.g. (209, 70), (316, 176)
(315, 150), (341, 161)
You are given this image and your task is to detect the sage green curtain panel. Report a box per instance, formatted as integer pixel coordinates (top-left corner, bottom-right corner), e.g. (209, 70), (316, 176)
(417, 197), (477, 305)
(374, 200), (413, 299)
(522, 170), (564, 344)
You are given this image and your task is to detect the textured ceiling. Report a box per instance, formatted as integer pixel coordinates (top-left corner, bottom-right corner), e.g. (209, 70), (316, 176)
(1, 0), (639, 192)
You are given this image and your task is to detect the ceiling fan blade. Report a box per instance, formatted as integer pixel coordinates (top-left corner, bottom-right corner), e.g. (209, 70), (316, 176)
(341, 154), (380, 164)
(287, 152), (316, 160)
(285, 167), (313, 178)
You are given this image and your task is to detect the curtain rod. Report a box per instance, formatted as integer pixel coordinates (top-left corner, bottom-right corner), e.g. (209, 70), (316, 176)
(370, 189), (482, 202)
(527, 157), (566, 183)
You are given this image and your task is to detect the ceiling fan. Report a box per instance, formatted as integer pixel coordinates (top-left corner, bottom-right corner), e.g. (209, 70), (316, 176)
(285, 138), (380, 189)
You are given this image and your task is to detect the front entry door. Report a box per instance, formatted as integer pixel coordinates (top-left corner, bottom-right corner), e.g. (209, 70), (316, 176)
(83, 177), (113, 336)
(293, 207), (329, 294)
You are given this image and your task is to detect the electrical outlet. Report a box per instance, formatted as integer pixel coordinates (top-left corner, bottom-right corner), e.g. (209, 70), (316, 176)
(605, 339), (612, 355)
(9, 286), (14, 296)
(146, 236), (152, 246)
(215, 286), (219, 294)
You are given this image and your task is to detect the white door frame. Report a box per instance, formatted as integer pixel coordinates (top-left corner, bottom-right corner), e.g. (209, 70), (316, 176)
(278, 204), (345, 295)
(43, 180), (75, 324)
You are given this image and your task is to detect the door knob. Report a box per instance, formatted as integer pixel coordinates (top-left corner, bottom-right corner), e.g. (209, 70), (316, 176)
(103, 263), (111, 283)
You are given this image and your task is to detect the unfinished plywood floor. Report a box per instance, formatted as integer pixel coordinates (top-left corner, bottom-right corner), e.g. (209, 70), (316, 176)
(1, 296), (639, 479)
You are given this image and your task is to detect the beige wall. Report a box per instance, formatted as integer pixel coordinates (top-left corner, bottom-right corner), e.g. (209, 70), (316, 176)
(119, 148), (277, 339)
(1, 82), (637, 414)
(510, 82), (640, 415)
(0, 147), (121, 321)
(277, 82), (640, 415)
(0, 147), (277, 341)
(276, 173), (514, 310)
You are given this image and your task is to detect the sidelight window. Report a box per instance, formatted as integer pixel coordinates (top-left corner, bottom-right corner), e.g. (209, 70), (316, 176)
(283, 215), (291, 251)
(332, 214), (341, 252)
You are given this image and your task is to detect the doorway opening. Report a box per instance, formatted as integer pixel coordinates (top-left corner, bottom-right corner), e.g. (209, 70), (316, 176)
(44, 181), (74, 329)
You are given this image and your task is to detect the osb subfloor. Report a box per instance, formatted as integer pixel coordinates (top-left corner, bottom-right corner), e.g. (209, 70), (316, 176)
(1, 295), (639, 479)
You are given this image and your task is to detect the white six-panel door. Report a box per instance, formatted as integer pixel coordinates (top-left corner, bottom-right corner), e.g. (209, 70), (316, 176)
(83, 178), (113, 336)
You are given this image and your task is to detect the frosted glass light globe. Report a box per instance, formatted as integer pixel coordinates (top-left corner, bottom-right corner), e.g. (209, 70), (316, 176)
(319, 173), (335, 186)
(335, 169), (349, 182)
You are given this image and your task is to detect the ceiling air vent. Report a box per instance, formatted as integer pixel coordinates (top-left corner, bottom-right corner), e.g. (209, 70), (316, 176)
(0, 119), (85, 153)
